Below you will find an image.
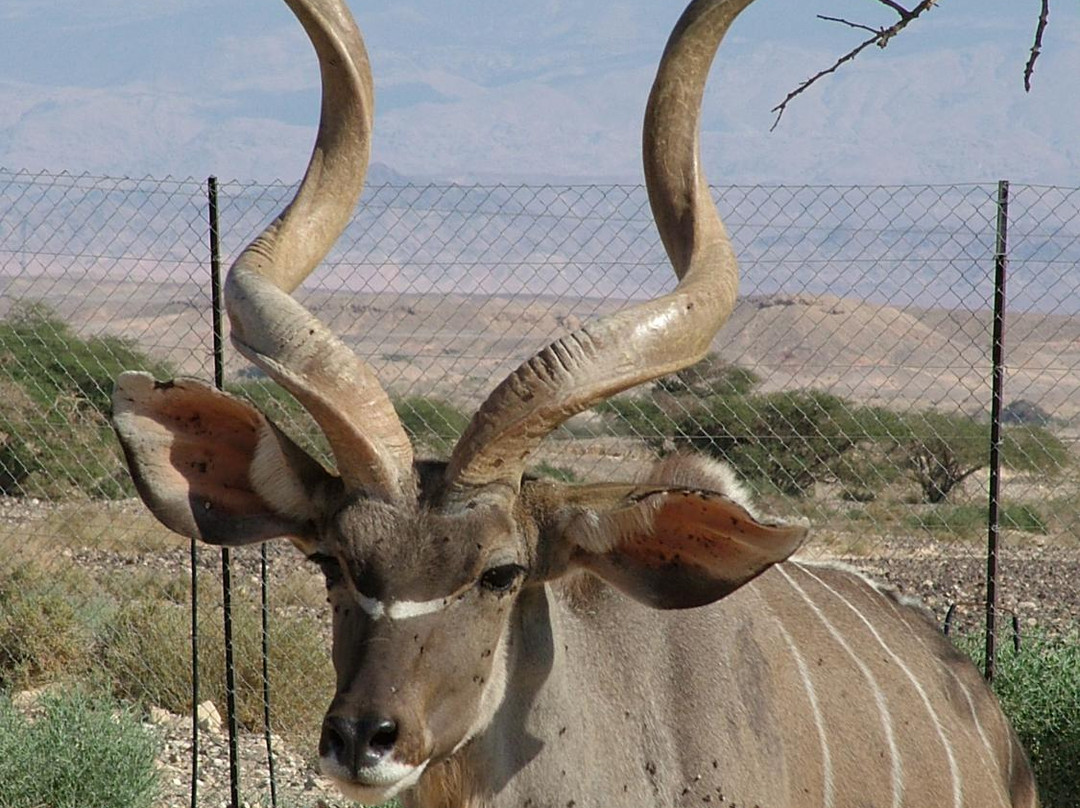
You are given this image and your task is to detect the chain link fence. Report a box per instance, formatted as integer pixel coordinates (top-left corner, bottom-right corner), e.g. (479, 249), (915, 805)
(2, 168), (1079, 806)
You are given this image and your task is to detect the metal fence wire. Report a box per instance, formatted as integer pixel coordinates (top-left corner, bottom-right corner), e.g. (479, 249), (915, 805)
(1, 168), (1079, 807)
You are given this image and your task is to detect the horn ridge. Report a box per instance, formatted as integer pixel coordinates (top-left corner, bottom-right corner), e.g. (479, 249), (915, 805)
(444, 0), (753, 497)
(224, 0), (414, 499)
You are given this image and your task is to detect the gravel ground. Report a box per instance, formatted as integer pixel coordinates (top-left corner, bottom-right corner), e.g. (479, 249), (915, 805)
(834, 537), (1080, 638)
(149, 704), (351, 808)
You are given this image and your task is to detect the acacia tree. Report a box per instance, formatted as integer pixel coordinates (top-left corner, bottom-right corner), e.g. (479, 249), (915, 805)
(655, 353), (760, 398)
(676, 389), (871, 497)
(899, 411), (987, 504)
(896, 410), (1070, 504)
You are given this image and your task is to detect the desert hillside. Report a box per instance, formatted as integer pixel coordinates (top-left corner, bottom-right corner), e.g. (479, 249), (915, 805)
(2, 273), (1078, 422)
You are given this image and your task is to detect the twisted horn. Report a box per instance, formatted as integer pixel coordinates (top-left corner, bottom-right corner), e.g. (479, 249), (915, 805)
(444, 0), (752, 496)
(225, 0), (413, 500)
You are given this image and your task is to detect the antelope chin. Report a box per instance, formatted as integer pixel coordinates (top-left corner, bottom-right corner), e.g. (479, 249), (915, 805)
(321, 756), (429, 805)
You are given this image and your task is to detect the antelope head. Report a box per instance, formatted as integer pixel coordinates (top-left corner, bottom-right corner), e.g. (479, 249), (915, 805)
(111, 0), (804, 803)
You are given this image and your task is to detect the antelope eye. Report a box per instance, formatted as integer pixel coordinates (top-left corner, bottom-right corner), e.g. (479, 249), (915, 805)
(479, 564), (524, 592)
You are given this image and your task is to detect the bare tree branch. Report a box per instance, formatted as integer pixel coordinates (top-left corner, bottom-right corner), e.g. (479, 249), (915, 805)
(874, 0), (915, 15)
(771, 0), (940, 130)
(817, 14), (880, 37)
(1024, 0), (1050, 92)
(769, 33), (881, 131)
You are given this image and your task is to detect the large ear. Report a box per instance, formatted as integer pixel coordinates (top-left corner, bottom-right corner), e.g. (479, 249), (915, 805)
(542, 482), (808, 609)
(111, 371), (341, 548)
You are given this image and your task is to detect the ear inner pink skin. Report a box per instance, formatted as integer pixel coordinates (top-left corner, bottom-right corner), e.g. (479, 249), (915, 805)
(560, 485), (806, 610)
(112, 373), (326, 545)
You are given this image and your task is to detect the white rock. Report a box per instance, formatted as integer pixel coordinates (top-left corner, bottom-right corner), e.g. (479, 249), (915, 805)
(197, 700), (223, 734)
(149, 706), (179, 725)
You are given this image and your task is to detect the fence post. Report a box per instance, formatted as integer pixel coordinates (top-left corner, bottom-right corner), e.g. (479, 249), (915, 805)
(261, 542), (279, 808)
(189, 538), (200, 808)
(189, 482), (201, 807)
(984, 179), (1009, 682)
(208, 176), (242, 808)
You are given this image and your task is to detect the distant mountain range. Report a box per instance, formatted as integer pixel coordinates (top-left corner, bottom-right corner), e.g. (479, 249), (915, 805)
(2, 0), (1079, 184)
(3, 173), (1078, 317)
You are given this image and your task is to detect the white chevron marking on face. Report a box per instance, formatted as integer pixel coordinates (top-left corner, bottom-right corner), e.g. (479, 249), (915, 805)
(352, 590), (455, 621)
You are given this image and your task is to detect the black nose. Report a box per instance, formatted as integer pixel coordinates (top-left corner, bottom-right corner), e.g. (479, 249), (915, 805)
(320, 714), (400, 772)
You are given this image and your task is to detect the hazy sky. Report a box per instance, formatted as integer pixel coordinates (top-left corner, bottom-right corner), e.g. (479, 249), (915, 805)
(2, 0), (1078, 185)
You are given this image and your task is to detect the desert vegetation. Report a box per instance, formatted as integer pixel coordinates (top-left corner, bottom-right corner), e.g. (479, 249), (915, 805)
(0, 688), (159, 808)
(599, 353), (1071, 509)
(1, 314), (1078, 806)
(0, 303), (172, 499)
(953, 630), (1080, 808)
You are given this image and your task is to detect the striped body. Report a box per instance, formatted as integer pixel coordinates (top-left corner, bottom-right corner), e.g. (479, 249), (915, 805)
(429, 561), (1036, 808)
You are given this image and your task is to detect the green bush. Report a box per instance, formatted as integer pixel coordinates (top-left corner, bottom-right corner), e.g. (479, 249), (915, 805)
(395, 396), (469, 455)
(530, 461), (581, 483)
(0, 688), (158, 808)
(99, 573), (333, 743)
(600, 389), (911, 499)
(0, 302), (173, 499)
(0, 563), (108, 691)
(1000, 424), (1071, 474)
(0, 416), (135, 499)
(906, 503), (1049, 538)
(655, 353), (760, 398)
(595, 396), (682, 450)
(0, 302), (171, 415)
(676, 390), (869, 497)
(1, 553), (332, 745)
(999, 503), (1050, 534)
(906, 504), (988, 537)
(956, 631), (1080, 808)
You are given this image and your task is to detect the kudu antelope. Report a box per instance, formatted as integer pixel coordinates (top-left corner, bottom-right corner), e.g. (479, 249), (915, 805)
(111, 0), (1038, 805)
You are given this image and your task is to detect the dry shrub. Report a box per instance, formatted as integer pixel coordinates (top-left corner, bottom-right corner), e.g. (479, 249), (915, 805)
(100, 573), (334, 745)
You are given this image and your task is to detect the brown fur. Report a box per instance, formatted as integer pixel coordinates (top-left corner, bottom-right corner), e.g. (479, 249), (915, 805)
(410, 755), (485, 808)
(553, 568), (610, 614)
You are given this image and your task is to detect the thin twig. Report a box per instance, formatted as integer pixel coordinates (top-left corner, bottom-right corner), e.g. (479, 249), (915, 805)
(770, 0), (938, 130)
(770, 34), (881, 131)
(1024, 0), (1050, 92)
(818, 15), (879, 36)
(874, 0), (913, 16)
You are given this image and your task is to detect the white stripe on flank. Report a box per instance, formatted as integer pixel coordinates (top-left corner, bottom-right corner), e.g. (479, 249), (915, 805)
(777, 565), (904, 808)
(875, 592), (1006, 804)
(773, 614), (835, 808)
(949, 668), (1008, 806)
(352, 590), (453, 621)
(796, 563), (965, 808)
